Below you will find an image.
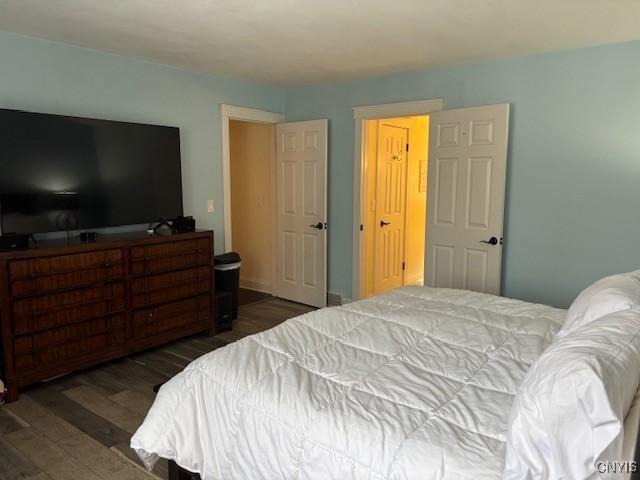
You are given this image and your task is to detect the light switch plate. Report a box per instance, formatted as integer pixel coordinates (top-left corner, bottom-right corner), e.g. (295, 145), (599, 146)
(207, 199), (214, 213)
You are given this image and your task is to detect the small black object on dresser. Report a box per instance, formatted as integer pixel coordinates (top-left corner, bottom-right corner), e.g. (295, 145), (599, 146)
(172, 216), (196, 234)
(79, 231), (98, 242)
(0, 234), (30, 251)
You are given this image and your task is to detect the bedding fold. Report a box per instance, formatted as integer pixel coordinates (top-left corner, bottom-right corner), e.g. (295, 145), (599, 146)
(131, 286), (565, 479)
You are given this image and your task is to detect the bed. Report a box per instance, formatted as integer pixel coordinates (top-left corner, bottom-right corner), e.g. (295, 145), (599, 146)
(132, 286), (569, 479)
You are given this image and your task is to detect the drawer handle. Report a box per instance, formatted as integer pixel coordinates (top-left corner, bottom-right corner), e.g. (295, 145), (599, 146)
(32, 311), (42, 318)
(104, 262), (112, 268)
(30, 272), (38, 278)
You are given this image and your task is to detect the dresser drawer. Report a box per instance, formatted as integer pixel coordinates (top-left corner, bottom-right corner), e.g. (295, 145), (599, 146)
(12, 283), (126, 335)
(13, 315), (126, 373)
(133, 295), (210, 338)
(131, 266), (211, 308)
(130, 239), (210, 275)
(9, 250), (124, 296)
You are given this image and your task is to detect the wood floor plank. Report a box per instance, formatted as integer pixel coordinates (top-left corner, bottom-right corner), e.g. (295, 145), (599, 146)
(175, 337), (216, 355)
(22, 473), (51, 480)
(4, 394), (49, 426)
(115, 358), (170, 385)
(57, 431), (155, 480)
(25, 410), (79, 443)
(63, 385), (143, 434)
(100, 360), (167, 397)
(123, 356), (184, 384)
(4, 395), (152, 480)
(111, 442), (168, 480)
(238, 288), (273, 306)
(161, 342), (206, 361)
(0, 434), (49, 480)
(5, 394), (85, 443)
(213, 331), (245, 343)
(132, 349), (190, 369)
(74, 368), (129, 397)
(6, 428), (102, 480)
(0, 406), (27, 435)
(109, 390), (154, 417)
(28, 386), (131, 448)
(189, 335), (228, 350)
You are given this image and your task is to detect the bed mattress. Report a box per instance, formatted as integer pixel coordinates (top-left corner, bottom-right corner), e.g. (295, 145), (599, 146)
(131, 286), (565, 479)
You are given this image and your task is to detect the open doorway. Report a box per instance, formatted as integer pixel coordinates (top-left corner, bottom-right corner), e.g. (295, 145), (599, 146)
(222, 106), (329, 308)
(229, 120), (276, 297)
(353, 101), (510, 300)
(361, 115), (430, 298)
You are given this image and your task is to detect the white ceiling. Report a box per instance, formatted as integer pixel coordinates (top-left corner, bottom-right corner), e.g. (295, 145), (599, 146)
(0, 0), (639, 86)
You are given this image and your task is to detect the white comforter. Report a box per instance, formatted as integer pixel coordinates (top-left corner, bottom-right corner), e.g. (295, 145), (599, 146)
(131, 287), (565, 479)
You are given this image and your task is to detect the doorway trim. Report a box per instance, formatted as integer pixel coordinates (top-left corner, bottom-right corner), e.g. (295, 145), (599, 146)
(220, 104), (285, 250)
(351, 99), (444, 301)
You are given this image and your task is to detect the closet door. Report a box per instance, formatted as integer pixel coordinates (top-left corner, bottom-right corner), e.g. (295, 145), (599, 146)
(373, 121), (409, 295)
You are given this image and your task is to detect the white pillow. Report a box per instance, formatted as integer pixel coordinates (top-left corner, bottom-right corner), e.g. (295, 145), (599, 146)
(556, 271), (640, 339)
(504, 309), (640, 479)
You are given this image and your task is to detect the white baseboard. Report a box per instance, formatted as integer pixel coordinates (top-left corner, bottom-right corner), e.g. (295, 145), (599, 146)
(327, 292), (352, 306)
(239, 277), (272, 294)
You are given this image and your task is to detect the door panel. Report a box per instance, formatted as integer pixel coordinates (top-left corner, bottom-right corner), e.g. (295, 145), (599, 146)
(465, 157), (492, 229)
(276, 120), (327, 308)
(463, 248), (488, 292)
(434, 158), (457, 225)
(374, 122), (408, 295)
(433, 244), (455, 287)
(425, 104), (509, 295)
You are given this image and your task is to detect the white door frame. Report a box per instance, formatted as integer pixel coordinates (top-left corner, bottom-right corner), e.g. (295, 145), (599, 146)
(352, 99), (444, 300)
(220, 104), (285, 294)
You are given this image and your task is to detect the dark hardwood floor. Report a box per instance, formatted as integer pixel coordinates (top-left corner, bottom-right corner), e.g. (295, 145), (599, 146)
(238, 287), (273, 307)
(0, 296), (314, 480)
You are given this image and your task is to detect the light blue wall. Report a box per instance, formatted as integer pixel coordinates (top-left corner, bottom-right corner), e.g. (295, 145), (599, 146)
(0, 31), (285, 252)
(285, 40), (640, 307)
(2, 31), (638, 307)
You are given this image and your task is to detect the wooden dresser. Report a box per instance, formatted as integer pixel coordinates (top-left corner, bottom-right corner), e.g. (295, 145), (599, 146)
(0, 230), (215, 402)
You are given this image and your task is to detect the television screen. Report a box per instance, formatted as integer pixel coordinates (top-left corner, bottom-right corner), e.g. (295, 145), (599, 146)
(0, 108), (183, 234)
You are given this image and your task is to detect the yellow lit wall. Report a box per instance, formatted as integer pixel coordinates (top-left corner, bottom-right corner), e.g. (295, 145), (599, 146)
(229, 120), (273, 293)
(404, 115), (429, 285)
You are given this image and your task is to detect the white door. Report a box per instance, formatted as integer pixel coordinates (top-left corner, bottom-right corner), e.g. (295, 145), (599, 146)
(276, 120), (328, 307)
(374, 121), (409, 295)
(425, 104), (509, 294)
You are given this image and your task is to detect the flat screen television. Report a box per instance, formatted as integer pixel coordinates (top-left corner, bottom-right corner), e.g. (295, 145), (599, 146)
(0, 108), (183, 235)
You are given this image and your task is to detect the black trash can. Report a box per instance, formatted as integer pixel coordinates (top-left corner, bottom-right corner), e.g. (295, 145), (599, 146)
(214, 252), (242, 321)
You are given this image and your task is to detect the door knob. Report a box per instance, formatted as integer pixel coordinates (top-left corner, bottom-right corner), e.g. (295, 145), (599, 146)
(309, 222), (324, 230)
(479, 236), (498, 246)
(379, 220), (390, 227)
